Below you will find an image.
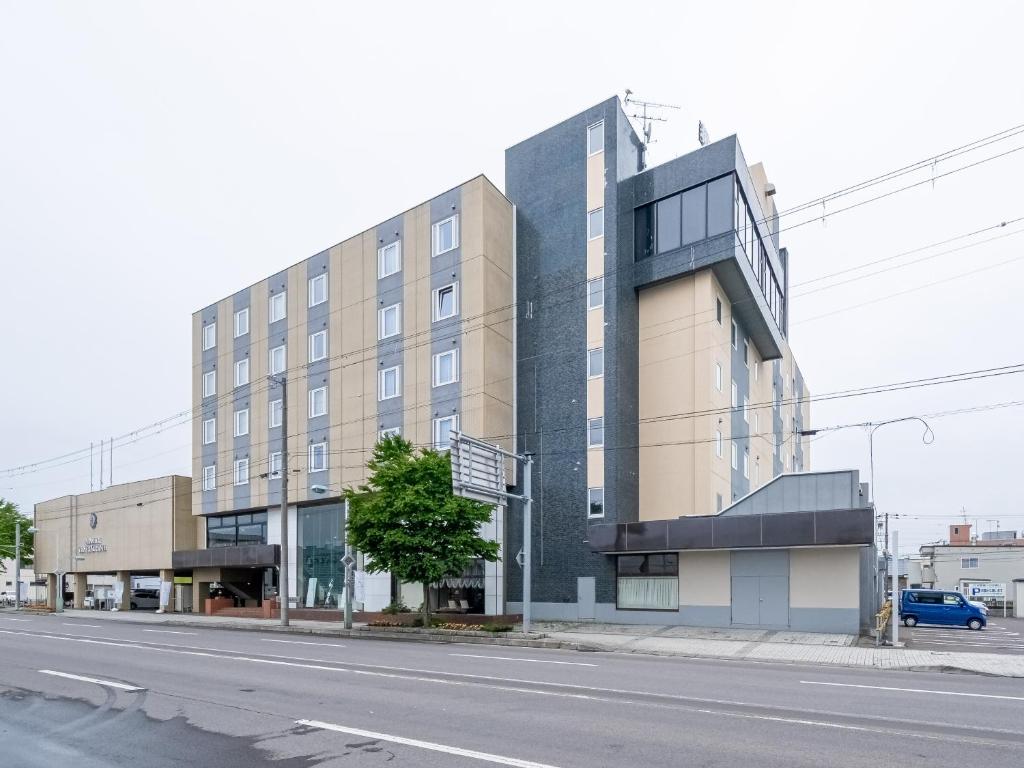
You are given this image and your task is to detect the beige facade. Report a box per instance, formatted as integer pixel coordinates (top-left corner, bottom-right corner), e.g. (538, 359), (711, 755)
(34, 476), (197, 575)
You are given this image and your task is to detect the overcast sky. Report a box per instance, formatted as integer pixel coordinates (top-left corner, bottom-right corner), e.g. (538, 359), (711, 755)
(2, 2), (1022, 554)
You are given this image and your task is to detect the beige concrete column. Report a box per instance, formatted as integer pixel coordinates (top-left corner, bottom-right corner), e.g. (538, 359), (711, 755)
(46, 574), (58, 611)
(158, 569), (175, 613)
(113, 570), (132, 611)
(72, 573), (88, 609)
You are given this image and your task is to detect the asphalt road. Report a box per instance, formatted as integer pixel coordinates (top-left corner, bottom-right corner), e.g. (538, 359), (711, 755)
(903, 616), (1024, 655)
(2, 614), (1024, 767)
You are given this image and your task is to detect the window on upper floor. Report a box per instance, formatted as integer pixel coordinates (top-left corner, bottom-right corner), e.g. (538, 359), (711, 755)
(716, 297), (723, 325)
(588, 487), (604, 519)
(308, 442), (327, 473)
(234, 408), (249, 437)
(588, 347), (604, 378)
(234, 358), (250, 388)
(433, 283), (459, 321)
(681, 185), (707, 245)
(269, 292), (287, 323)
(588, 208), (604, 240)
(309, 273), (328, 307)
(588, 417), (604, 448)
(202, 322), (216, 351)
(731, 442), (738, 470)
(269, 452), (282, 479)
(234, 308), (249, 338)
(378, 365), (401, 400)
(233, 458), (249, 486)
(203, 417), (216, 445)
(309, 386), (327, 418)
(309, 329), (328, 362)
(378, 241), (401, 278)
(203, 370), (216, 398)
(379, 426), (401, 441)
(379, 303), (401, 339)
(269, 345), (286, 375)
(433, 349), (459, 387)
(433, 415), (458, 450)
(433, 215), (459, 256)
(715, 430), (723, 458)
(731, 381), (738, 408)
(587, 278), (604, 310)
(743, 339), (749, 368)
(269, 398), (283, 429)
(731, 319), (738, 349)
(961, 557), (979, 569)
(715, 362), (723, 392)
(203, 464), (216, 491)
(587, 121), (604, 155)
(656, 195), (681, 253)
(743, 448), (749, 479)
(707, 175), (734, 236)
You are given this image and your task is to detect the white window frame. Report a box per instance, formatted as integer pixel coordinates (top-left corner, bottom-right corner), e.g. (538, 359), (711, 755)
(202, 370), (216, 398)
(202, 464), (216, 491)
(234, 308), (249, 338)
(587, 208), (604, 240)
(743, 396), (749, 423)
(731, 442), (738, 470)
(379, 426), (401, 440)
(269, 345), (286, 375)
(432, 282), (459, 322)
(269, 451), (282, 479)
(308, 273), (328, 307)
(587, 347), (604, 378)
(202, 322), (216, 351)
(233, 458), (249, 486)
(588, 487), (605, 519)
(202, 417), (216, 445)
(754, 412), (760, 436)
(432, 214), (460, 256)
(731, 381), (738, 408)
(731, 319), (738, 349)
(432, 349), (459, 387)
(234, 358), (250, 388)
(269, 398), (283, 429)
(308, 329), (328, 362)
(308, 441), (327, 473)
(377, 240), (402, 278)
(433, 415), (458, 450)
(378, 303), (401, 340)
(269, 291), (287, 323)
(743, 339), (749, 368)
(587, 120), (604, 156)
(233, 408), (249, 437)
(753, 356), (760, 381)
(715, 362), (723, 392)
(588, 417), (604, 448)
(743, 448), (749, 479)
(961, 557), (979, 569)
(715, 430), (723, 458)
(309, 386), (328, 418)
(587, 277), (604, 310)
(378, 365), (401, 401)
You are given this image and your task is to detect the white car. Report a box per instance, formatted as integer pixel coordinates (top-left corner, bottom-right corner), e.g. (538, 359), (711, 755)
(0, 592), (17, 606)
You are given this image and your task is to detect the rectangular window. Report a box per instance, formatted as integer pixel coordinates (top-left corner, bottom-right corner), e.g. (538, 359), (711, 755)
(433, 415), (458, 450)
(707, 175), (734, 236)
(269, 292), (287, 323)
(588, 417), (604, 447)
(754, 412), (760, 436)
(715, 362), (723, 392)
(754, 357), (760, 381)
(308, 273), (328, 307)
(378, 365), (401, 400)
(588, 487), (605, 518)
(379, 426), (401, 440)
(743, 339), (749, 368)
(378, 241), (401, 278)
(234, 359), (250, 388)
(433, 283), (459, 321)
(715, 430), (723, 458)
(587, 208), (604, 240)
(233, 458), (249, 486)
(681, 184), (707, 245)
(743, 396), (749, 423)
(716, 493), (724, 513)
(587, 120), (604, 155)
(433, 214), (459, 256)
(203, 417), (216, 445)
(743, 449), (749, 479)
(269, 451), (282, 478)
(587, 278), (604, 310)
(731, 442), (738, 470)
(234, 408), (249, 437)
(203, 464), (216, 491)
(961, 557), (979, 569)
(269, 345), (286, 375)
(203, 370), (216, 398)
(202, 322), (216, 351)
(432, 349), (459, 387)
(308, 442), (327, 473)
(731, 381), (738, 408)
(378, 303), (401, 339)
(269, 398), (282, 428)
(234, 308), (249, 338)
(616, 554), (678, 610)
(588, 347), (604, 378)
(656, 194), (681, 253)
(731, 319), (738, 349)
(308, 329), (328, 362)
(716, 297), (722, 325)
(309, 386), (327, 418)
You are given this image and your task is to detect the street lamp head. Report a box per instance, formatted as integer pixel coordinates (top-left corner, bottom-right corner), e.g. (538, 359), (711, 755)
(311, 484), (329, 495)
(27, 526), (39, 534)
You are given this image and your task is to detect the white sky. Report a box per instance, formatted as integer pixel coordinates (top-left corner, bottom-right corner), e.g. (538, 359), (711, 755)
(2, 2), (1022, 554)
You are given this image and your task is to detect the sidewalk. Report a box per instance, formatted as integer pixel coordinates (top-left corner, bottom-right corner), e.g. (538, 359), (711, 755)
(7, 609), (1024, 677)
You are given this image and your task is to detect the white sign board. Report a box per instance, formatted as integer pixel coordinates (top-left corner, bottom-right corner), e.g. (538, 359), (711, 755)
(159, 581), (172, 609)
(354, 570), (366, 603)
(968, 583), (1005, 599)
(450, 430), (506, 505)
(113, 581), (124, 608)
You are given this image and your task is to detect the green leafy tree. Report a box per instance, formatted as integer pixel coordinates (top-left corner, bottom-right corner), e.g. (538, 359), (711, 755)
(344, 435), (499, 626)
(0, 499), (34, 570)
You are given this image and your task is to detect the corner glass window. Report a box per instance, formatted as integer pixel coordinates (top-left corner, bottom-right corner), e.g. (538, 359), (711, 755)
(635, 205), (655, 260)
(656, 195), (681, 253)
(681, 185), (707, 245)
(706, 175), (734, 236)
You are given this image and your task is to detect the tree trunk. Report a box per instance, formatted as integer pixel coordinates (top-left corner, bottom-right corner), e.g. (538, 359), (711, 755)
(421, 582), (431, 628)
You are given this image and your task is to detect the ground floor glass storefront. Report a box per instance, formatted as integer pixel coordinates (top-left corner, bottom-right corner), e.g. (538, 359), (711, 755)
(298, 503), (345, 609)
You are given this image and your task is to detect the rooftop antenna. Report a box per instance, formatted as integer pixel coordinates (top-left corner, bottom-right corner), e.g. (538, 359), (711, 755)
(623, 89), (679, 148)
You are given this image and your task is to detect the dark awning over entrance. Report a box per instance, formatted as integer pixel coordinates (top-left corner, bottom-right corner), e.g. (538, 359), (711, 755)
(172, 544), (279, 569)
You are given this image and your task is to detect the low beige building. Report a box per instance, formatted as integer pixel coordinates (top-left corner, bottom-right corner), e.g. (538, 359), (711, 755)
(34, 476), (199, 611)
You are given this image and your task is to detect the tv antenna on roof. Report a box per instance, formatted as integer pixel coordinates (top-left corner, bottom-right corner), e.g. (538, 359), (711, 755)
(624, 89), (679, 147)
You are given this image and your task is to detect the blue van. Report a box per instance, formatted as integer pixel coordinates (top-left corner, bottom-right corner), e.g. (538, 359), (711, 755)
(900, 589), (987, 630)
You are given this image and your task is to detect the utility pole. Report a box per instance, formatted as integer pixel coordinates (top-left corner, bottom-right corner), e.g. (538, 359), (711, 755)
(276, 375), (290, 627)
(522, 455), (533, 635)
(891, 529), (900, 646)
(343, 498), (353, 630)
(14, 521), (21, 610)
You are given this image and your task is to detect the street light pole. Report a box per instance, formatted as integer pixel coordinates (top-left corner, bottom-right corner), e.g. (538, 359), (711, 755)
(270, 374), (290, 627)
(14, 521), (21, 610)
(344, 498), (353, 630)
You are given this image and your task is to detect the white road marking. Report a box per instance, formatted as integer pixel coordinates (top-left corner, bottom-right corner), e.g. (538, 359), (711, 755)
(297, 720), (560, 768)
(0, 617), (31, 622)
(262, 639), (346, 648)
(63, 623), (102, 628)
(39, 670), (144, 692)
(800, 681), (1024, 701)
(450, 653), (597, 667)
(141, 629), (197, 635)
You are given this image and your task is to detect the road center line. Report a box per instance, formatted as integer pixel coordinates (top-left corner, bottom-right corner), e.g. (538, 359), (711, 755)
(141, 629), (197, 635)
(450, 653), (597, 667)
(0, 617), (31, 622)
(262, 639), (346, 648)
(39, 669), (144, 692)
(298, 720), (560, 768)
(63, 623), (102, 628)
(800, 681), (1024, 701)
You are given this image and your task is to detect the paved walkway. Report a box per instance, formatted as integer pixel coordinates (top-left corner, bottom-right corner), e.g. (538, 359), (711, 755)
(7, 609), (1024, 677)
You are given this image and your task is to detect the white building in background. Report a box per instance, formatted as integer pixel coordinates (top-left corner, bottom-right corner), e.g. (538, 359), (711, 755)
(918, 524), (1024, 602)
(1, 557), (45, 603)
